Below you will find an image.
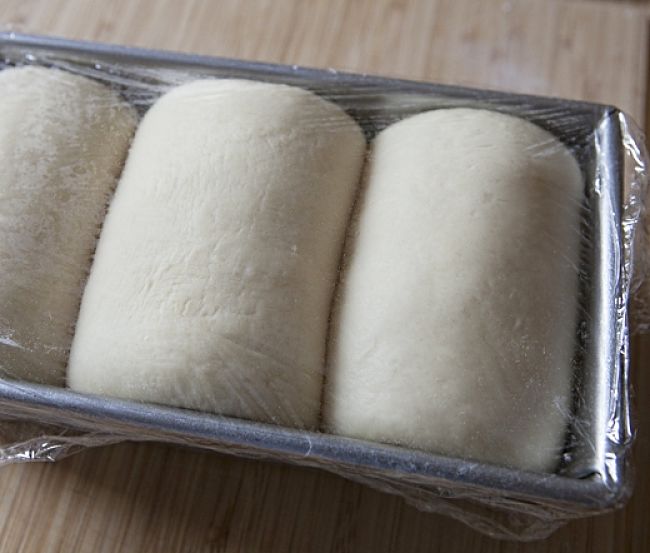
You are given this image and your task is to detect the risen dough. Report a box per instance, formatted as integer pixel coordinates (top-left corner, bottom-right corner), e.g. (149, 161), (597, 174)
(324, 108), (583, 472)
(68, 79), (366, 428)
(0, 66), (137, 385)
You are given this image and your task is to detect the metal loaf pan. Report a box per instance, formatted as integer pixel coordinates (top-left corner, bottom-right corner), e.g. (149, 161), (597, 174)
(0, 33), (630, 517)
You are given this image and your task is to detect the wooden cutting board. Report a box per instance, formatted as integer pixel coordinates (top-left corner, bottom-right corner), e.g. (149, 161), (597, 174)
(0, 1), (648, 551)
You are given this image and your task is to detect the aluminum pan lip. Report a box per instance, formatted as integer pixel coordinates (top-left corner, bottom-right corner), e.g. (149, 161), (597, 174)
(0, 380), (618, 509)
(0, 32), (629, 512)
(0, 31), (612, 115)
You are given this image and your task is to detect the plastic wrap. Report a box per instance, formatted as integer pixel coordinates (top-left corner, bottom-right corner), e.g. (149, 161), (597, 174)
(0, 33), (647, 541)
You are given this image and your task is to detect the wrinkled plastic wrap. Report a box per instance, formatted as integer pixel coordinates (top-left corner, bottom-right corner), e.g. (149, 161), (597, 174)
(0, 33), (648, 541)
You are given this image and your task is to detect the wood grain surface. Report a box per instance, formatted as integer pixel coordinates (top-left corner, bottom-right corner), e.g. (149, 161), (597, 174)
(0, 0), (648, 551)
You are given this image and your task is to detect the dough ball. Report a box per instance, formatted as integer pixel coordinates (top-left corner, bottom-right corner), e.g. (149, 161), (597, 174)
(68, 79), (366, 429)
(324, 108), (583, 472)
(0, 66), (137, 385)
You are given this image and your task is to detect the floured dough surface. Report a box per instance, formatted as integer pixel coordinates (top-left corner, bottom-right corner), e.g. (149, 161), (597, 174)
(0, 66), (137, 385)
(68, 79), (366, 429)
(324, 108), (583, 472)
